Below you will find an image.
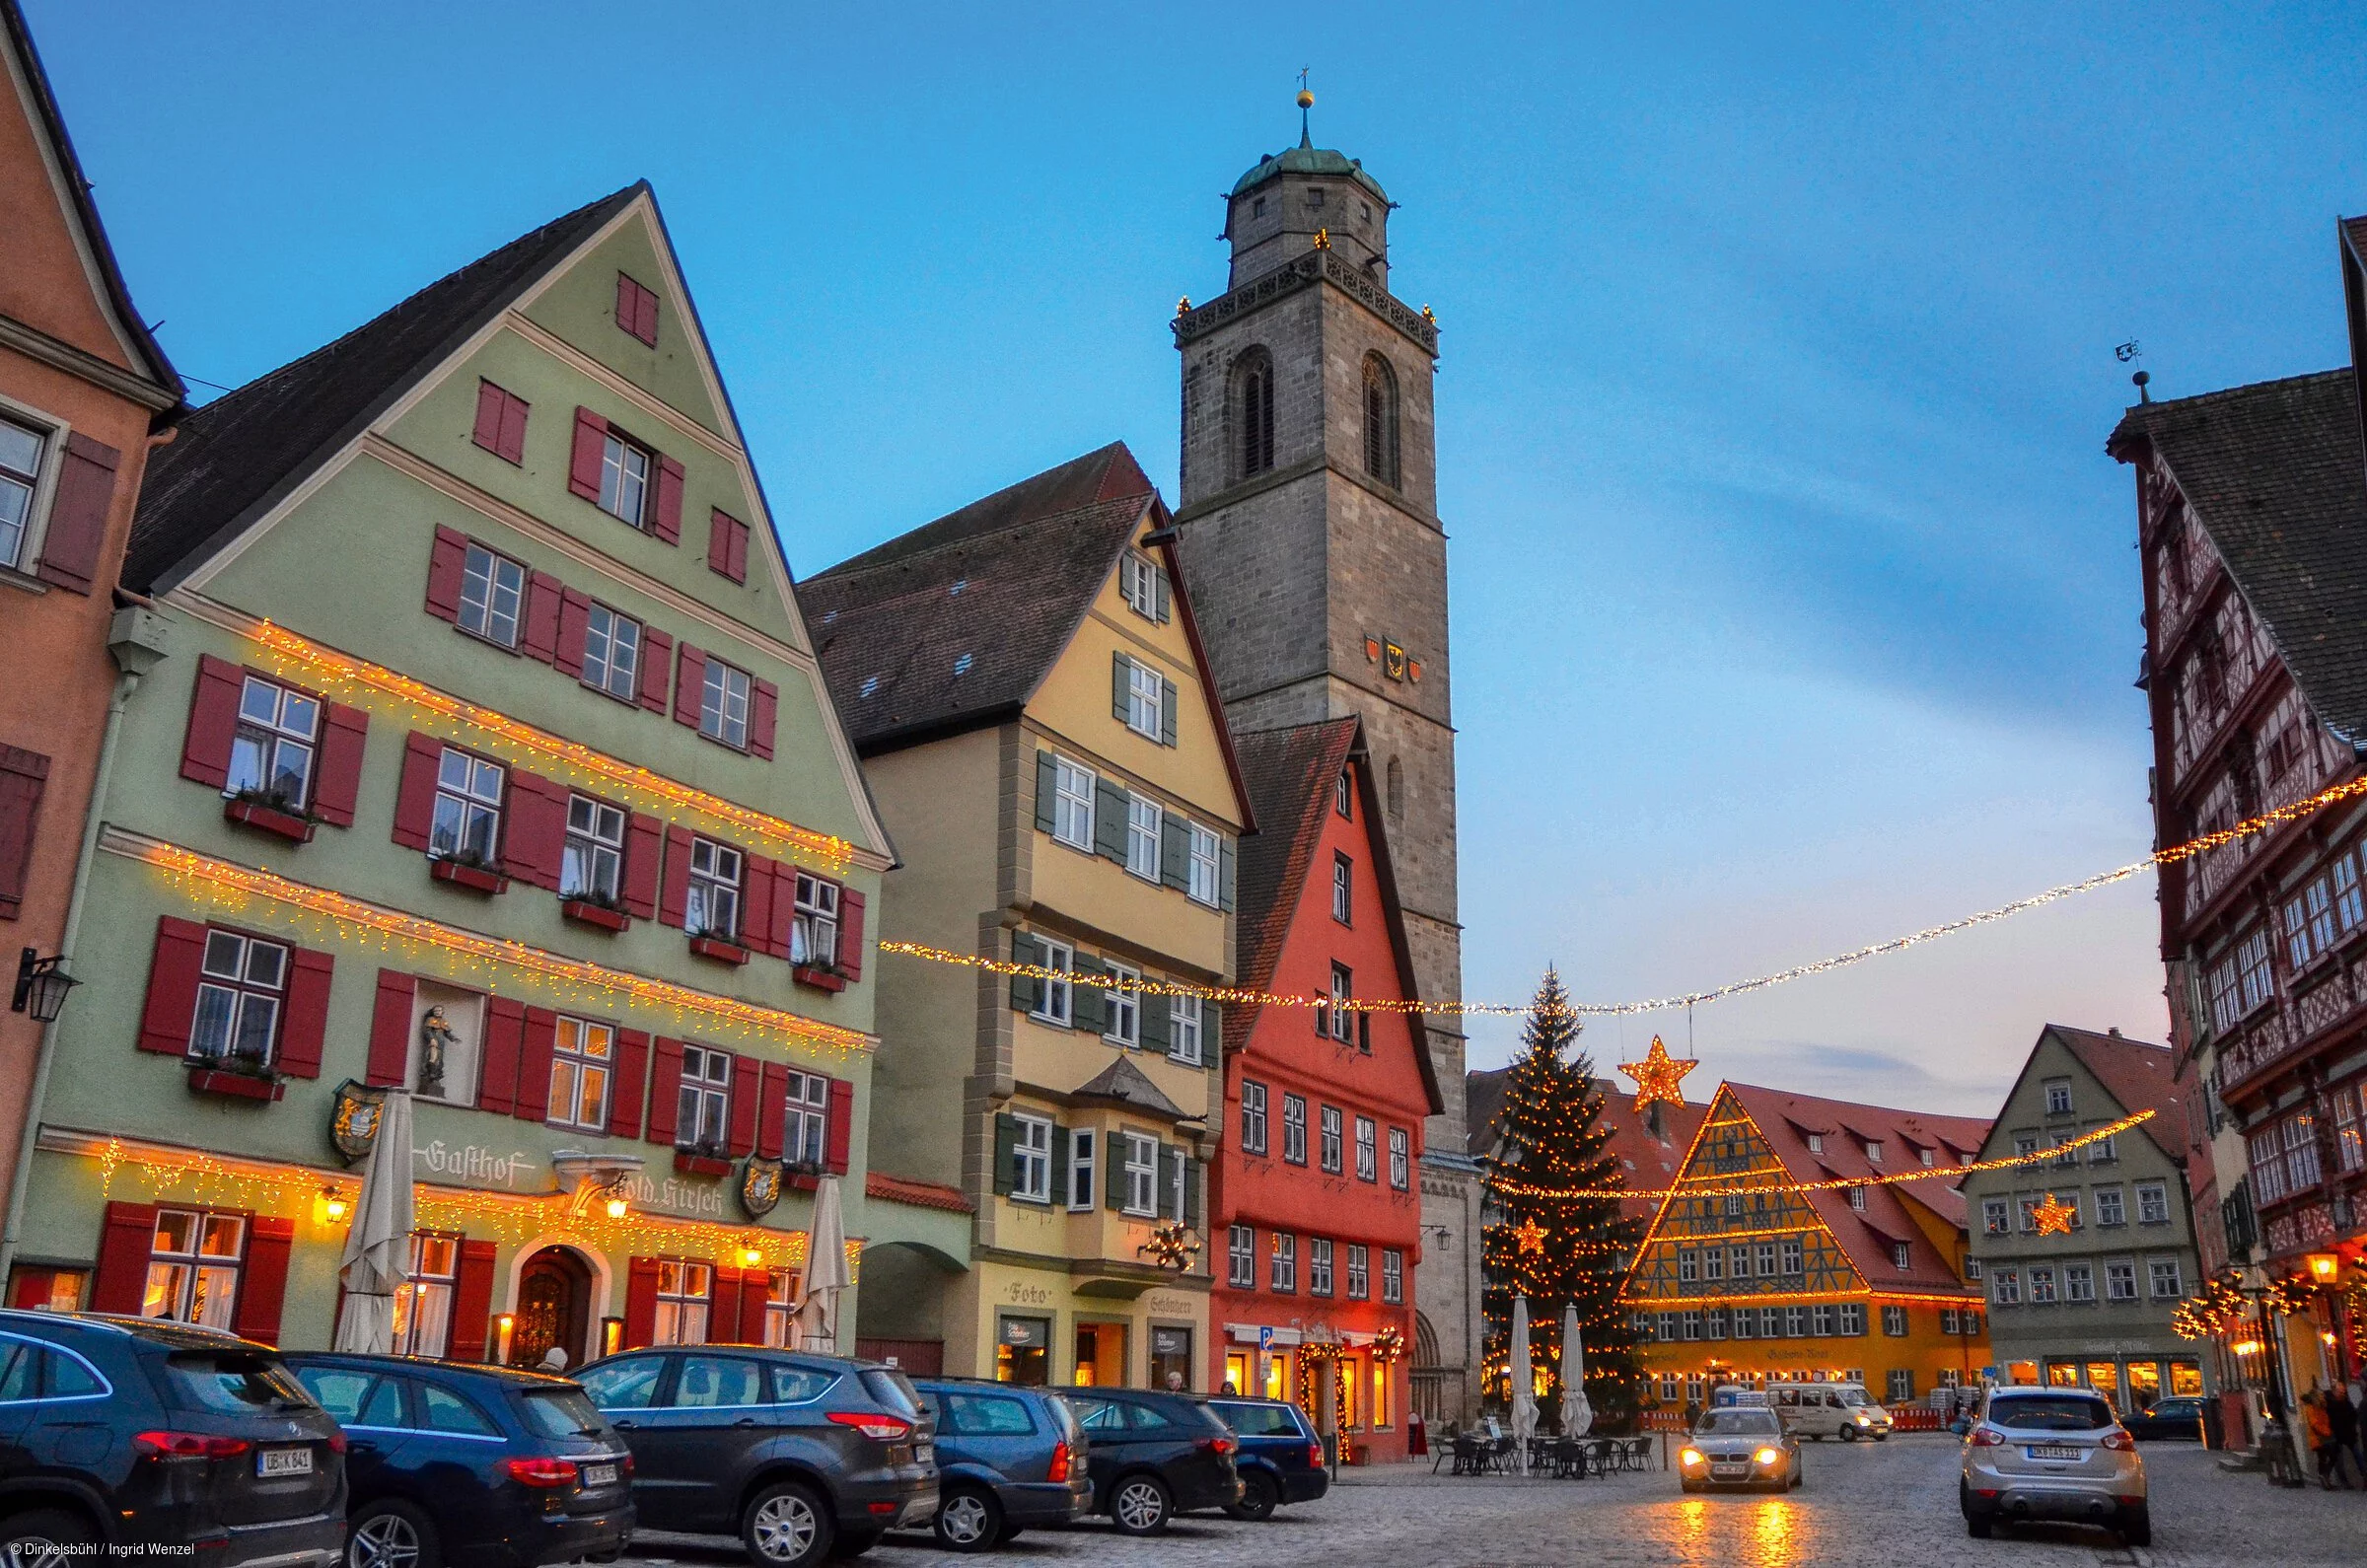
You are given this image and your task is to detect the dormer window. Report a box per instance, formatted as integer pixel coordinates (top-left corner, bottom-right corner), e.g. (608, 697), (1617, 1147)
(1865, 1140), (1884, 1165)
(1806, 1133), (1823, 1154)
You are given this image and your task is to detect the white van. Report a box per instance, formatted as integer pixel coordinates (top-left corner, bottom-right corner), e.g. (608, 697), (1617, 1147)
(1771, 1382), (1893, 1441)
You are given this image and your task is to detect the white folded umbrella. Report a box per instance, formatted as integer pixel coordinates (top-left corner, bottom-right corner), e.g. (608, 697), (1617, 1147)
(334, 1091), (415, 1355)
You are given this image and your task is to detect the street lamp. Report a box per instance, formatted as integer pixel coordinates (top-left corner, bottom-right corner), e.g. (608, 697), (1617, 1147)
(11, 949), (78, 1024)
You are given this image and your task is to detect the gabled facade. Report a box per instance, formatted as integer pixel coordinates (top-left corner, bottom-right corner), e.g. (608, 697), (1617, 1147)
(1962, 1025), (2207, 1407)
(1209, 717), (1439, 1459)
(803, 444), (1253, 1387)
(1625, 1083), (1991, 1411)
(3, 184), (895, 1366)
(0, 0), (182, 1252)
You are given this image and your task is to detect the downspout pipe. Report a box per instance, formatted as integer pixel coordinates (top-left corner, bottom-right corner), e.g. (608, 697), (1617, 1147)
(0, 603), (172, 1281)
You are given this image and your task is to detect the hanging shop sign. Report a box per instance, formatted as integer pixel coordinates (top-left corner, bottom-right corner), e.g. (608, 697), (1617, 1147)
(740, 1156), (784, 1220)
(329, 1081), (388, 1164)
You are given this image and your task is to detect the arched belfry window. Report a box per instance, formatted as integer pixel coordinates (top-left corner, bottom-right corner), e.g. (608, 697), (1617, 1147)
(1362, 354), (1399, 486)
(1236, 350), (1276, 480)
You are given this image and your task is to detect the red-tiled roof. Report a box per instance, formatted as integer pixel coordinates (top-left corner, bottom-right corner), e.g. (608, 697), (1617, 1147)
(865, 1172), (973, 1214)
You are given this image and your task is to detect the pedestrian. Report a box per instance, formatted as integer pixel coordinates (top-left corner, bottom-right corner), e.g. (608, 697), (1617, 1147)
(538, 1346), (568, 1374)
(1164, 1371), (1185, 1392)
(2304, 1390), (2340, 1488)
(1220, 1380), (1238, 1395)
(2328, 1383), (2363, 1489)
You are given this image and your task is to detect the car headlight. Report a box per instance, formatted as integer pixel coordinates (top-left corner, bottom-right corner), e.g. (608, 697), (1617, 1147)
(1680, 1448), (1704, 1466)
(1855, 1412), (1872, 1423)
(1755, 1447), (1782, 1465)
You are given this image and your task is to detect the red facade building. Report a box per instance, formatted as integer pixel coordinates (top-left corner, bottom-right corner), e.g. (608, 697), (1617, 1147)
(1211, 718), (1441, 1461)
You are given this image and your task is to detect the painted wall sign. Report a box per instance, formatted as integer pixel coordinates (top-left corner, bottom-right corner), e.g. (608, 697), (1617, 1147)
(413, 1140), (538, 1189)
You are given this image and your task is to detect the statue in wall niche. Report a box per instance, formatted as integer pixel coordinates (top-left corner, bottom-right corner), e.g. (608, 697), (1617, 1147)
(418, 1006), (460, 1100)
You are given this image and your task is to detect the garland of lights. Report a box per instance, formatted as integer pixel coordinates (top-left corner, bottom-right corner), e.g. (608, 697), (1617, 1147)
(1371, 1325), (1405, 1365)
(1296, 1339), (1353, 1431)
(885, 776), (2367, 1017)
(2172, 1266), (2319, 1340)
(248, 621), (853, 872)
(139, 840), (873, 1059)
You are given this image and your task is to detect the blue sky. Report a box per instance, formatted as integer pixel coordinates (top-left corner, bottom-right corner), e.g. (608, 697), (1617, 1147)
(34, 2), (2367, 1112)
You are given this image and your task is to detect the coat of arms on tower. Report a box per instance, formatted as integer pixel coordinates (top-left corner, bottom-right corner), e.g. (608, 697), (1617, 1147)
(1383, 641), (1408, 681)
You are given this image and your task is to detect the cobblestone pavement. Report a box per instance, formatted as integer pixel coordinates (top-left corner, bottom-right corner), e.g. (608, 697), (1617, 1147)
(623, 1438), (2367, 1567)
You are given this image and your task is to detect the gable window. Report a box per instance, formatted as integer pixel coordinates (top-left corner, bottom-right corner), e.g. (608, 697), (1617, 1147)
(1781, 1236), (1804, 1274)
(470, 380), (529, 465)
(1126, 795), (1162, 880)
(1012, 1116), (1052, 1203)
(615, 272), (660, 345)
(392, 1233), (461, 1356)
(1124, 660), (1164, 741)
(1186, 824), (1221, 906)
(783, 1071), (829, 1167)
(1755, 1241), (1777, 1275)
(1319, 1105), (1344, 1174)
(699, 658), (752, 748)
(141, 1209), (245, 1328)
(1389, 1126), (1409, 1189)
(1121, 1132), (1158, 1216)
(1270, 1232), (1297, 1293)
(652, 1260), (710, 1346)
(562, 796), (626, 903)
(2044, 1079), (2073, 1115)
(1805, 1133), (1823, 1154)
(791, 875), (841, 968)
(1332, 853), (1352, 923)
(190, 930), (287, 1067)
(1168, 994), (1203, 1065)
(1678, 1247), (1697, 1283)
(227, 677), (320, 810)
(1103, 962), (1140, 1047)
(0, 415), (46, 569)
(1310, 1238), (1334, 1296)
(1335, 769), (1352, 819)
(1355, 1115), (1377, 1182)
(598, 431), (653, 528)
(2095, 1185), (2125, 1226)
(1327, 963), (1355, 1044)
(2013, 1134), (2038, 1157)
(2136, 1180), (2171, 1225)
(1030, 938), (1073, 1027)
(1241, 1081), (1269, 1155)
(1282, 1093), (1308, 1165)
(458, 543), (526, 647)
(2088, 1133), (2116, 1164)
(1052, 759), (1096, 850)
(1382, 1247), (1403, 1303)
(1119, 553), (1165, 619)
(1346, 1244), (1369, 1300)
(684, 838), (743, 940)
(431, 748), (504, 864)
(582, 606), (641, 701)
(1239, 355), (1275, 478)
(1983, 1198), (2010, 1236)
(546, 1017), (613, 1132)
(678, 1045), (732, 1153)
(1228, 1224), (1255, 1288)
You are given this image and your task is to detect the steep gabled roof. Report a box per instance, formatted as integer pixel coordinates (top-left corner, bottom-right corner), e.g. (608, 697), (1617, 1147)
(125, 183), (641, 593)
(1979, 1023), (2188, 1171)
(1072, 1054), (1186, 1121)
(2108, 368), (2367, 744)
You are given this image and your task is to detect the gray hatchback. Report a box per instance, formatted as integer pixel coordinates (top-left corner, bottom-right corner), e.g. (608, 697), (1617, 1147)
(1960, 1387), (2148, 1546)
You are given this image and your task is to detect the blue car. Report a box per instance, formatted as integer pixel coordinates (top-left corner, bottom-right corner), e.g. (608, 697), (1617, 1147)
(1208, 1397), (1328, 1520)
(285, 1353), (633, 1568)
(911, 1378), (1091, 1550)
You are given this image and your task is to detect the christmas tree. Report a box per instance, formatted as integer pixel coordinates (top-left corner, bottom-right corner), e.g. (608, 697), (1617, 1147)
(1479, 968), (1646, 1422)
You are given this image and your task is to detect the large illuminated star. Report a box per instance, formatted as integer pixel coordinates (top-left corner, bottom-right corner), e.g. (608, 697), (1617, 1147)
(1617, 1035), (1699, 1113)
(1514, 1218), (1548, 1256)
(2032, 1195), (2076, 1237)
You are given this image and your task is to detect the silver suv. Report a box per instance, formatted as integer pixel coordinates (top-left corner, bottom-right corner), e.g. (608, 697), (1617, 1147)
(1960, 1387), (2147, 1546)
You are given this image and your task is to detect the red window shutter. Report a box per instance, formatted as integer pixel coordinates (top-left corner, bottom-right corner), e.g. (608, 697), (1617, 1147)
(522, 571), (563, 664)
(311, 703), (369, 828)
(709, 1266), (744, 1345)
(659, 825), (693, 928)
(646, 1038), (685, 1146)
(179, 654), (244, 789)
(637, 628), (674, 713)
(233, 1216), (295, 1345)
(621, 813), (662, 921)
(838, 890), (866, 982)
(750, 679), (777, 761)
(0, 746), (49, 919)
(708, 510), (749, 583)
(623, 1257), (660, 1349)
(90, 1201), (159, 1315)
(425, 525), (468, 621)
(610, 1029), (650, 1139)
(392, 732), (442, 850)
(742, 857), (776, 960)
(499, 389), (529, 464)
(137, 916), (208, 1056)
(503, 771), (568, 891)
(471, 380), (507, 454)
(740, 1273), (772, 1346)
(729, 517), (750, 584)
(767, 870), (798, 961)
(34, 432), (119, 595)
(555, 591), (593, 680)
(673, 646), (706, 728)
(616, 274), (659, 346)
(277, 947), (334, 1079)
(478, 996), (526, 1114)
(651, 457), (684, 545)
(756, 1062), (789, 1160)
(825, 1077), (854, 1175)
(638, 285), (661, 345)
(569, 409), (609, 500)
(728, 1055), (760, 1157)
(448, 1240), (500, 1361)
(366, 970), (416, 1088)
(516, 1008), (557, 1122)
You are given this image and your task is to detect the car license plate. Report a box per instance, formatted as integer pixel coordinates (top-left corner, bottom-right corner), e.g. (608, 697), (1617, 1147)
(916, 1442), (933, 1464)
(1712, 1463), (1748, 1479)
(2026, 1444), (2082, 1461)
(257, 1447), (312, 1478)
(582, 1463), (618, 1487)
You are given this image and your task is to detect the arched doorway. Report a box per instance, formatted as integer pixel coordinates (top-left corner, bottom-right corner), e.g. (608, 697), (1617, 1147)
(512, 1247), (593, 1369)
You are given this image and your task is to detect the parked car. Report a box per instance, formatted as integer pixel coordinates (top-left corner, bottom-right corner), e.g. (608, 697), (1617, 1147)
(1960, 1386), (2148, 1546)
(1678, 1407), (1802, 1493)
(1206, 1396), (1327, 1520)
(283, 1351), (633, 1567)
(1061, 1389), (1239, 1535)
(1771, 1381), (1892, 1441)
(0, 1309), (346, 1564)
(2121, 1395), (2207, 1442)
(908, 1379), (1090, 1550)
(575, 1347), (935, 1566)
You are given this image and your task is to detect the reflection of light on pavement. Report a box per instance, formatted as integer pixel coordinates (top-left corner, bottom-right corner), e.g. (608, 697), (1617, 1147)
(1673, 1497), (1709, 1553)
(1752, 1499), (1797, 1559)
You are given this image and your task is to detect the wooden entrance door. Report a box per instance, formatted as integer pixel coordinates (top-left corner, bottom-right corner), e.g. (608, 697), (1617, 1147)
(512, 1247), (591, 1369)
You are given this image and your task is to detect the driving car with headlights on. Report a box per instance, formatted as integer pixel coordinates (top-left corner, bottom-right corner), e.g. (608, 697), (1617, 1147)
(1679, 1407), (1802, 1492)
(1960, 1386), (2148, 1546)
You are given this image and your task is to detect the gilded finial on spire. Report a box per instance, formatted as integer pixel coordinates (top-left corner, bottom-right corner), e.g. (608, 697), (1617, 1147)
(1176, 296), (1191, 319)
(1312, 227), (1330, 250)
(1297, 67), (1314, 146)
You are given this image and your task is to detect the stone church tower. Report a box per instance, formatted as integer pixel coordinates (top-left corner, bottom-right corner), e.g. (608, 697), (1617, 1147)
(1173, 114), (1480, 1417)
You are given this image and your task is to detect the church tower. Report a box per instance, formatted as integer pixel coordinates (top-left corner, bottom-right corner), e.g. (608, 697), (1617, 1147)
(1174, 102), (1478, 1415)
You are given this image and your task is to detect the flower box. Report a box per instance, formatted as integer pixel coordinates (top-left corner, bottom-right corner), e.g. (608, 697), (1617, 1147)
(187, 1067), (285, 1102)
(431, 859), (509, 894)
(223, 797), (315, 843)
(688, 934), (751, 965)
(674, 1151), (735, 1177)
(562, 898), (630, 932)
(793, 964), (848, 993)
(787, 1170), (822, 1193)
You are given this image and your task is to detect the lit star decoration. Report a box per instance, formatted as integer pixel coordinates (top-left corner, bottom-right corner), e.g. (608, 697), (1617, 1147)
(1514, 1217), (1548, 1256)
(1617, 1035), (1698, 1113)
(2032, 1195), (2077, 1237)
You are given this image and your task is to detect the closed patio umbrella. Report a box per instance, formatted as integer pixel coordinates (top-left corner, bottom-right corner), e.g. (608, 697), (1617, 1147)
(1559, 1304), (1593, 1438)
(333, 1090), (414, 1354)
(798, 1174), (851, 1353)
(1509, 1296), (1537, 1475)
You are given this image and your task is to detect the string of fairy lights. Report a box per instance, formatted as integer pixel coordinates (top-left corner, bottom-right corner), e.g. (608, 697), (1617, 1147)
(884, 774), (2367, 1019)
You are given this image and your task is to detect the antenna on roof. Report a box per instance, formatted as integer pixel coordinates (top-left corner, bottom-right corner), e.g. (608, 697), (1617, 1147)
(2116, 339), (2149, 403)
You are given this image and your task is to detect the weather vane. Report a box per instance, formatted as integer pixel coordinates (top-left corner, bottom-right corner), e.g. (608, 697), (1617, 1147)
(2115, 339), (2142, 364)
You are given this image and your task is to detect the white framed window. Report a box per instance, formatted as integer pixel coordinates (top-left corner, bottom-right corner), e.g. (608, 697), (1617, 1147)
(1282, 1093), (1307, 1165)
(1241, 1081), (1268, 1154)
(1702, 1247), (1724, 1282)
(1319, 1105), (1343, 1173)
(1335, 769), (1353, 819)
(1013, 1116), (1053, 1203)
(1186, 823), (1221, 906)
(1169, 994), (1203, 1064)
(699, 658), (752, 749)
(1865, 1140), (1885, 1165)
(598, 432), (652, 527)
(546, 1017), (613, 1131)
(1355, 1115), (1377, 1181)
(141, 1209), (244, 1328)
(1068, 1129), (1097, 1210)
(1119, 553), (1161, 618)
(2148, 1258), (2184, 1299)
(1327, 963), (1354, 1044)
(1845, 1185), (1867, 1212)
(760, 1269), (800, 1347)
(1051, 759), (1096, 850)
(582, 605), (641, 700)
(1103, 962), (1140, 1046)
(1228, 1224), (1255, 1288)
(392, 1232), (460, 1357)
(1983, 1197), (2010, 1236)
(1126, 795), (1162, 880)
(685, 838), (743, 940)
(1346, 1243), (1369, 1299)
(2065, 1263), (2095, 1303)
(1123, 659), (1164, 739)
(1806, 1133), (1823, 1154)
(458, 542), (525, 646)
(2107, 1260), (2137, 1302)
(1030, 938), (1073, 1027)
(1837, 1304), (1866, 1334)
(226, 676), (320, 810)
(1757, 1242), (1777, 1276)
(652, 1259), (710, 1345)
(1121, 1132), (1158, 1216)
(678, 1045), (732, 1153)
(2029, 1267), (2057, 1304)
(2236, 926), (2274, 1016)
(431, 748), (504, 863)
(189, 929), (288, 1067)
(791, 874), (841, 968)
(2136, 1181), (2170, 1225)
(783, 1070), (829, 1167)
(1270, 1232), (1297, 1293)
(0, 415), (47, 570)
(1678, 1248), (1697, 1284)
(1884, 1305), (1911, 1336)
(1331, 853), (1352, 923)
(2044, 1079), (2073, 1115)
(1310, 1238), (1334, 1296)
(562, 795), (626, 903)
(1389, 1126), (1409, 1189)
(1812, 1303), (1835, 1334)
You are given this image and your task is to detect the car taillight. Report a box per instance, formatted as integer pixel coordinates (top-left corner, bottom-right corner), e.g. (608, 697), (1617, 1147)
(826, 1410), (914, 1442)
(2101, 1429), (2136, 1452)
(1195, 1436), (1237, 1456)
(326, 1432), (348, 1455)
(1968, 1427), (2006, 1448)
(134, 1431), (253, 1461)
(503, 1457), (582, 1488)
(1309, 1440), (1325, 1467)
(1047, 1440), (1071, 1483)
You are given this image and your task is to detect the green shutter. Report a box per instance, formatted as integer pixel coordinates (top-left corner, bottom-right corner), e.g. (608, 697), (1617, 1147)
(1140, 988), (1171, 1054)
(1009, 933), (1041, 1014)
(1159, 1146), (1182, 1220)
(1035, 751), (1058, 833)
(1219, 837), (1236, 912)
(1095, 780), (1130, 862)
(1184, 1158), (1202, 1229)
(1072, 957), (1107, 1034)
(1160, 817), (1190, 890)
(992, 1113), (1020, 1196)
(1160, 677), (1179, 747)
(1108, 1133), (1128, 1210)
(1112, 652), (1130, 722)
(1203, 1003), (1222, 1059)
(1050, 1123), (1070, 1203)
(1153, 567), (1172, 624)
